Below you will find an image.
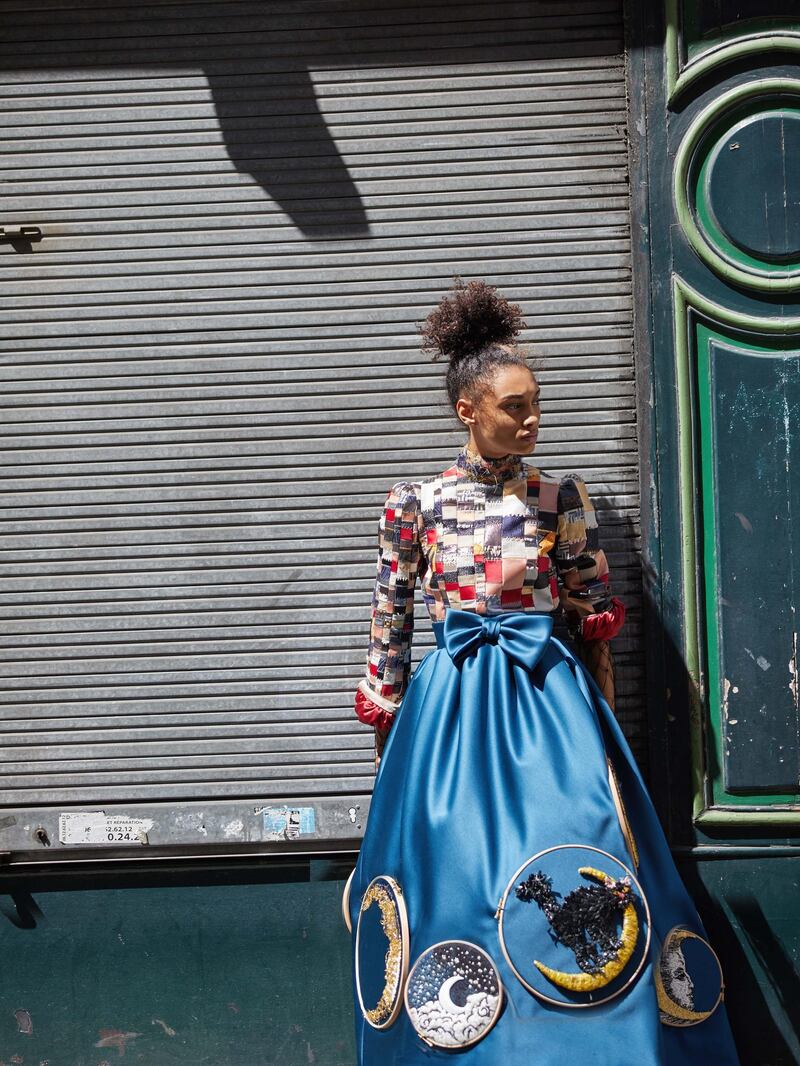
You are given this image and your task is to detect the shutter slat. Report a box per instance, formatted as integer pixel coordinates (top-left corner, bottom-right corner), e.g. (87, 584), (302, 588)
(0, 0), (644, 828)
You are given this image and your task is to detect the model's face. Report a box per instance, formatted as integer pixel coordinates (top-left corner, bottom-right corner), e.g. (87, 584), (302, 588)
(664, 946), (695, 1007)
(456, 364), (541, 458)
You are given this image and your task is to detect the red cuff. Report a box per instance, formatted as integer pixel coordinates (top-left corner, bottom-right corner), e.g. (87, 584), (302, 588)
(354, 689), (396, 732)
(580, 596), (626, 642)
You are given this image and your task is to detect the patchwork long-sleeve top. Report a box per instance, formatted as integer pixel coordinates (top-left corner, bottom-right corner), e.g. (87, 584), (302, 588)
(355, 445), (625, 730)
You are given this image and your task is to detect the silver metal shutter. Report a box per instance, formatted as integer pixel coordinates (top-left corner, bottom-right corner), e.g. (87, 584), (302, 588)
(0, 0), (641, 859)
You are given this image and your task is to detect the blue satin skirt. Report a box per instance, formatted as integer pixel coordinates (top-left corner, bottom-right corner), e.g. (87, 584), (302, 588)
(349, 611), (741, 1064)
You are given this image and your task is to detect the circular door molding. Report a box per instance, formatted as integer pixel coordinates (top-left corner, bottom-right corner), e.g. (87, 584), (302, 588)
(667, 23), (800, 103)
(674, 78), (800, 292)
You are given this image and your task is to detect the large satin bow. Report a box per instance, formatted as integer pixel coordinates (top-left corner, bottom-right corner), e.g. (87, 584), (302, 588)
(442, 610), (554, 672)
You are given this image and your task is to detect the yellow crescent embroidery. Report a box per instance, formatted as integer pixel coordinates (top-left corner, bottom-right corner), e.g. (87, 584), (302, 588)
(533, 866), (639, 991)
(362, 881), (404, 1026)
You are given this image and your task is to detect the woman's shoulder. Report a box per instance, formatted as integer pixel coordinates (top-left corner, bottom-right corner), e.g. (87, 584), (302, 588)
(382, 479), (422, 511)
(522, 464), (588, 484)
(385, 464), (457, 497)
(553, 473), (599, 540)
(555, 471), (594, 507)
(382, 464), (589, 498)
(378, 481), (424, 541)
(521, 466), (594, 518)
(520, 462), (563, 487)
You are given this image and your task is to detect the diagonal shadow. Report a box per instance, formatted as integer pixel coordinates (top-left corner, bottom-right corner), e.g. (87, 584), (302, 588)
(677, 868), (800, 1066)
(725, 892), (800, 1064)
(208, 69), (372, 238)
(0, 0), (623, 238)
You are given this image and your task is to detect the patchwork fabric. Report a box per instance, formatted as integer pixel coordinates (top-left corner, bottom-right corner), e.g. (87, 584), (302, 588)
(363, 447), (615, 706)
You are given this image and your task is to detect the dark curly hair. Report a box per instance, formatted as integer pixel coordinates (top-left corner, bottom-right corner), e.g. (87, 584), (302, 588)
(418, 276), (531, 406)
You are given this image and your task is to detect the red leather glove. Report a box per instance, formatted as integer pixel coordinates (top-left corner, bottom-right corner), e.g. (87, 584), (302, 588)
(354, 688), (396, 733)
(580, 596), (626, 642)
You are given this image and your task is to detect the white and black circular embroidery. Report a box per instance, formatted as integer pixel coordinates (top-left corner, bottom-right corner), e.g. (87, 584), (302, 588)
(404, 940), (503, 1049)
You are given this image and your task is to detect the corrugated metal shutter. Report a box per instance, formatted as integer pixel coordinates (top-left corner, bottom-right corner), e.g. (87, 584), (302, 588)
(0, 0), (642, 859)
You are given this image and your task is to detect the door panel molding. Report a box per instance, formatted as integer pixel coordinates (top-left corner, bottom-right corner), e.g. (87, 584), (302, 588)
(673, 275), (800, 826)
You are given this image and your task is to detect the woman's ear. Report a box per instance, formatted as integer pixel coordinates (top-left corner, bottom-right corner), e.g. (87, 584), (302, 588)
(455, 396), (475, 426)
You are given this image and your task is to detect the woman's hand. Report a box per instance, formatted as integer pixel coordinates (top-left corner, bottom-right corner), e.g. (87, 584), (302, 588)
(374, 722), (392, 768)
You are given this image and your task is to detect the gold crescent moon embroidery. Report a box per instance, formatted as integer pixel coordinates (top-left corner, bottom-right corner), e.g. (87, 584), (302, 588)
(655, 927), (724, 1026)
(354, 876), (409, 1030)
(533, 866), (639, 991)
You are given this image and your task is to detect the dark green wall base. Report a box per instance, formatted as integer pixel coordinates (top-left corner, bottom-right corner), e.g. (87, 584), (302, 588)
(0, 863), (356, 1066)
(680, 854), (800, 1066)
(2, 853), (796, 1065)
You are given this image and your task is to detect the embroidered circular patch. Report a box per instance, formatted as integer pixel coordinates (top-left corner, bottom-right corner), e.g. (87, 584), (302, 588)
(341, 867), (355, 933)
(606, 756), (640, 869)
(497, 843), (650, 1008)
(354, 875), (409, 1029)
(656, 926), (724, 1026)
(404, 940), (503, 1049)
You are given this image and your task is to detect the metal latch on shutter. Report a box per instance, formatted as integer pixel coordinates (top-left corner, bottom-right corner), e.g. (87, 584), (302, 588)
(0, 226), (42, 241)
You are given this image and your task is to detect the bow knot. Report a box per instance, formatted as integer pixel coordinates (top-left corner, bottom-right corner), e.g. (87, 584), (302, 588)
(439, 610), (554, 673)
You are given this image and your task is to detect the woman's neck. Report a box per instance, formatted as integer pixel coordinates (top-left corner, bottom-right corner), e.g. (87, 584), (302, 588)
(456, 442), (525, 484)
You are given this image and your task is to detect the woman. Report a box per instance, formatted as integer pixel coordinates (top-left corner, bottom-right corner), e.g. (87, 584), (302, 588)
(346, 278), (740, 1064)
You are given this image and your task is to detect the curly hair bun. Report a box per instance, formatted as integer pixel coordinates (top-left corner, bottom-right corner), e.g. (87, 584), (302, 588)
(419, 276), (526, 362)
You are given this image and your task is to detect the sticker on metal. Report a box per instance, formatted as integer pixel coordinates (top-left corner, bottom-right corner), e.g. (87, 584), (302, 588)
(58, 812), (154, 846)
(261, 805), (316, 841)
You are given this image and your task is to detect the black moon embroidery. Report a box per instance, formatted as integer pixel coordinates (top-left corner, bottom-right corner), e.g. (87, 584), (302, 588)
(515, 864), (639, 991)
(497, 843), (651, 1008)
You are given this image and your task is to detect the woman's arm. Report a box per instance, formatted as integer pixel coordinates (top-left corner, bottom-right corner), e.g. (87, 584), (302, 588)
(355, 481), (423, 766)
(555, 474), (625, 709)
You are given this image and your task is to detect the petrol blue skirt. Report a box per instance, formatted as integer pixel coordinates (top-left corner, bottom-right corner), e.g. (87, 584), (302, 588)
(348, 610), (740, 1064)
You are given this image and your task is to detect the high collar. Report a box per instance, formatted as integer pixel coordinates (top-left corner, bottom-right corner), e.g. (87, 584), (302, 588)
(455, 444), (525, 485)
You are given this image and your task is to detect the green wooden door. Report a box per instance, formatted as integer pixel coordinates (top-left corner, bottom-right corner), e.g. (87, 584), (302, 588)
(630, 2), (800, 1062)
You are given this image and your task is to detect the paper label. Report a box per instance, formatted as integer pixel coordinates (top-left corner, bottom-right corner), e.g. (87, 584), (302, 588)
(58, 811), (154, 846)
(262, 806), (316, 841)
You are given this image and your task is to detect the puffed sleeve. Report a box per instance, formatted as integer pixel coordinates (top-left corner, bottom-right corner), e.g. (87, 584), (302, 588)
(555, 473), (625, 643)
(354, 481), (424, 736)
